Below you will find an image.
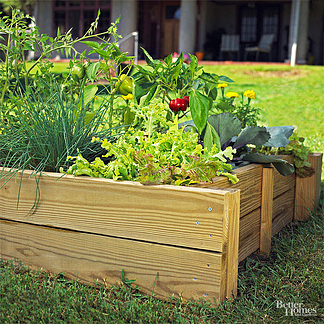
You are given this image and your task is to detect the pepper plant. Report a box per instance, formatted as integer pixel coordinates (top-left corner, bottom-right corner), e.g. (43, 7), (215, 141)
(132, 48), (234, 135)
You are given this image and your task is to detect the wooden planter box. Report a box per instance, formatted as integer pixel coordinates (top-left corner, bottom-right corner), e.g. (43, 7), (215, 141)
(0, 153), (322, 304)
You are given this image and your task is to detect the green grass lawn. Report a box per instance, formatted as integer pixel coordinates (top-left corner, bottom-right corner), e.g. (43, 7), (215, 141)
(202, 64), (324, 154)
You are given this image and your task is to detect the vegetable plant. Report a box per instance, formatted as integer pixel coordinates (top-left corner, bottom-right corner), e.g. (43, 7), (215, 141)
(66, 123), (239, 185)
(132, 49), (235, 135)
(203, 113), (295, 175)
(259, 131), (315, 177)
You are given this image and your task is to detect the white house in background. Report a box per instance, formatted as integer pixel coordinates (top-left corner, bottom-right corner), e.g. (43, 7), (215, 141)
(34, 0), (324, 65)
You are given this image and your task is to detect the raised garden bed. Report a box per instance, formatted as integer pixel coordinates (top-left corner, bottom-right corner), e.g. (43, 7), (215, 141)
(0, 153), (322, 304)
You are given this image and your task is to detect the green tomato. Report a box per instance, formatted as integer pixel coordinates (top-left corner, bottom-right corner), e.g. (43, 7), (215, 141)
(115, 74), (133, 95)
(71, 64), (85, 80)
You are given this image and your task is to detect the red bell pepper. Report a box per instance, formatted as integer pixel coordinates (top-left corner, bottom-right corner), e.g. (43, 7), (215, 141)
(169, 98), (188, 112)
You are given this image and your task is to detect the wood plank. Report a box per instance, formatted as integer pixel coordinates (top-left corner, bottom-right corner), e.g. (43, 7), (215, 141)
(294, 153), (323, 221)
(238, 208), (260, 262)
(272, 155), (295, 199)
(272, 188), (294, 235)
(196, 164), (262, 217)
(0, 169), (238, 252)
(224, 190), (240, 299)
(0, 219), (223, 304)
(260, 167), (274, 256)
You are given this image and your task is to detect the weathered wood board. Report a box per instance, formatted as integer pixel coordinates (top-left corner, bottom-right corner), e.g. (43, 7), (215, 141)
(260, 167), (274, 256)
(238, 208), (260, 263)
(294, 153), (323, 221)
(0, 170), (240, 304)
(196, 164), (262, 218)
(0, 169), (236, 253)
(0, 219), (222, 302)
(272, 188), (294, 235)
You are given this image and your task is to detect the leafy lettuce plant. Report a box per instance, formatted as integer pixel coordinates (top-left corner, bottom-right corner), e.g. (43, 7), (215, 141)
(65, 125), (238, 185)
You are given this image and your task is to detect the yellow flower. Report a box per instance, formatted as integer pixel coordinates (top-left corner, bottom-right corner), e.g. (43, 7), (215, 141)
(226, 92), (239, 98)
(244, 90), (256, 99)
(217, 83), (228, 88)
(122, 93), (133, 100)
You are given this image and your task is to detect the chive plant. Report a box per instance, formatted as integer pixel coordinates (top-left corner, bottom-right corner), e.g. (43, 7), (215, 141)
(0, 78), (119, 213)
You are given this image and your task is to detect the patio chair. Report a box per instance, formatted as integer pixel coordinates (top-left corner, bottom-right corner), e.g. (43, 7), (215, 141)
(244, 34), (275, 61)
(220, 34), (240, 61)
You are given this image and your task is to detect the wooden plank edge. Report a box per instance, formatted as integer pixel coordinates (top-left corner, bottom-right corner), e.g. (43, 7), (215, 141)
(294, 153), (323, 221)
(272, 188), (295, 235)
(260, 167), (274, 256)
(220, 189), (240, 302)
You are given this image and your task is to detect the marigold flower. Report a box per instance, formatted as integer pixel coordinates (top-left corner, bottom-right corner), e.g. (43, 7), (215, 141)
(244, 90), (256, 99)
(122, 93), (133, 100)
(226, 92), (239, 98)
(217, 83), (228, 88)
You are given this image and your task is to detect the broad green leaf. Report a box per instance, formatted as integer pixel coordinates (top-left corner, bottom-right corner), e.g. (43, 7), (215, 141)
(141, 47), (156, 68)
(264, 126), (295, 147)
(133, 83), (146, 103)
(23, 42), (34, 51)
(78, 84), (98, 110)
(208, 113), (241, 147)
(84, 112), (95, 125)
(243, 153), (295, 176)
(218, 75), (235, 83)
(209, 86), (218, 100)
(171, 60), (181, 81)
(90, 48), (110, 59)
(234, 126), (270, 149)
(140, 84), (159, 106)
(189, 53), (198, 73)
(189, 89), (209, 134)
(80, 40), (100, 49)
(199, 72), (219, 84)
(164, 53), (173, 65)
(124, 107), (135, 125)
(86, 61), (100, 82)
(203, 122), (221, 152)
(174, 52), (184, 65)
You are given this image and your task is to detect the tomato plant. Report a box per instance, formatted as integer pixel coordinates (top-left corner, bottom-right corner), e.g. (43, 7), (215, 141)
(71, 64), (85, 80)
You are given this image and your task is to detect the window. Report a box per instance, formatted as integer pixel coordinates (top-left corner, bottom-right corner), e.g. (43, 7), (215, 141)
(240, 5), (279, 44)
(53, 0), (111, 38)
(241, 8), (257, 42)
(262, 7), (278, 40)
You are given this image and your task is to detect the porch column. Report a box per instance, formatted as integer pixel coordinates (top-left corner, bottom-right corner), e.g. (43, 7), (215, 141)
(34, 0), (53, 37)
(179, 0), (197, 55)
(296, 0), (309, 64)
(111, 0), (138, 55)
(288, 0), (310, 65)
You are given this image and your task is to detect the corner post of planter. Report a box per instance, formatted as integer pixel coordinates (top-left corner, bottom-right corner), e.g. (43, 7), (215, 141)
(260, 167), (274, 256)
(294, 153), (323, 221)
(220, 189), (240, 302)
